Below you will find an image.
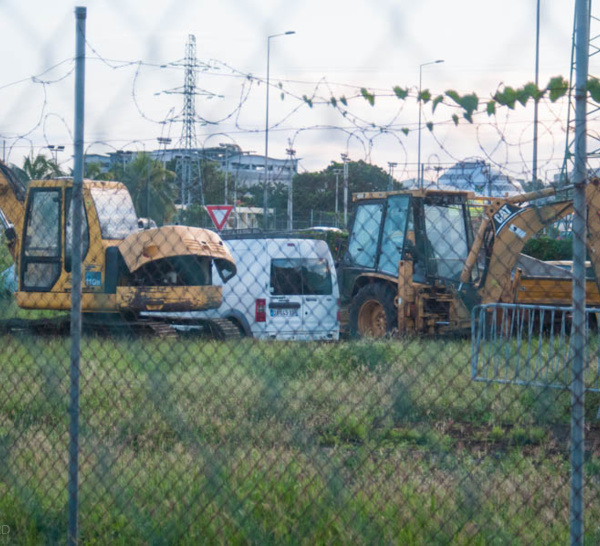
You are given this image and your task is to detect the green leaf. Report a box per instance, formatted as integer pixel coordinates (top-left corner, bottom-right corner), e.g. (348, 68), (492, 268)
(330, 97), (337, 108)
(393, 86), (409, 100)
(516, 87), (532, 106)
(401, 128), (409, 136)
(340, 96), (348, 106)
(463, 112), (473, 123)
(547, 76), (569, 102)
(486, 101), (496, 116)
(445, 90), (460, 104)
(426, 122), (434, 132)
(452, 114), (459, 126)
(419, 89), (432, 104)
(587, 77), (600, 102)
(459, 93), (478, 116)
(280, 92), (285, 101)
(302, 95), (313, 108)
(523, 81), (544, 101)
(493, 86), (517, 109)
(360, 88), (375, 106)
(432, 95), (444, 113)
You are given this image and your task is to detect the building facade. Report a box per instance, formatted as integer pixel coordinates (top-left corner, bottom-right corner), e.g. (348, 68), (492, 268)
(84, 144), (298, 190)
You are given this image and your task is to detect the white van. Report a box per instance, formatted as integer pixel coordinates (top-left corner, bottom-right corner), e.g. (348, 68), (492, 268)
(153, 237), (340, 341)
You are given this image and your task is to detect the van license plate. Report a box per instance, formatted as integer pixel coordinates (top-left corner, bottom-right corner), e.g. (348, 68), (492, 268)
(271, 308), (299, 317)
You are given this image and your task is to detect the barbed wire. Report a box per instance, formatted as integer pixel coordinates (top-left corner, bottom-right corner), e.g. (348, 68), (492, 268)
(0, 39), (587, 181)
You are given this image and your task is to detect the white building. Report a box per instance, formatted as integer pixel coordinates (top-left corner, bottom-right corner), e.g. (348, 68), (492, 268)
(84, 144), (298, 189)
(437, 160), (523, 197)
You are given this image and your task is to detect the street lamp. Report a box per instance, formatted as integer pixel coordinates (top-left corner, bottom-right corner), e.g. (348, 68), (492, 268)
(417, 59), (444, 189)
(47, 144), (65, 165)
(263, 30), (295, 230)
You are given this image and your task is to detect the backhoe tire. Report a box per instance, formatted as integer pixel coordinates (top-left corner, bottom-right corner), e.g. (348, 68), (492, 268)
(349, 283), (397, 338)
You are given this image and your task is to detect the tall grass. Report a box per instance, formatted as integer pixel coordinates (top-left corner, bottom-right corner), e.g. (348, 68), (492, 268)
(0, 334), (598, 543)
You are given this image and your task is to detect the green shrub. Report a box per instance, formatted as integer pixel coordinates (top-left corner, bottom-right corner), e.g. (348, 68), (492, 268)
(522, 236), (572, 261)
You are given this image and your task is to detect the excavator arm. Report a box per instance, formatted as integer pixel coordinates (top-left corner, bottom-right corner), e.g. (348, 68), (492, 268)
(0, 161), (26, 259)
(460, 179), (600, 305)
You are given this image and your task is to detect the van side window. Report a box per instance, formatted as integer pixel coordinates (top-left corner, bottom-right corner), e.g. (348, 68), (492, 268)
(271, 259), (302, 295)
(301, 258), (332, 295)
(270, 258), (333, 296)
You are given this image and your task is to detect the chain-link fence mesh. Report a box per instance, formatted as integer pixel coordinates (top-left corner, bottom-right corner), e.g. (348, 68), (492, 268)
(1, 2), (600, 544)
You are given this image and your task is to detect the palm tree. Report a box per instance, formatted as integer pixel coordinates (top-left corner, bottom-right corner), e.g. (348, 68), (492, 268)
(21, 153), (64, 180)
(119, 153), (177, 225)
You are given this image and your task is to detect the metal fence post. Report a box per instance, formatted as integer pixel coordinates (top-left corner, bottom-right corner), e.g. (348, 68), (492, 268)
(68, 6), (86, 545)
(570, 0), (589, 543)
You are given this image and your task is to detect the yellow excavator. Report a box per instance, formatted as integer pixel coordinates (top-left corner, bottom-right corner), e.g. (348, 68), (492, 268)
(0, 160), (238, 336)
(337, 181), (600, 337)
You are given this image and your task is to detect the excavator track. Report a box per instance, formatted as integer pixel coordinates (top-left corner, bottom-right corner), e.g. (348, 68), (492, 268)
(0, 315), (241, 339)
(204, 318), (242, 340)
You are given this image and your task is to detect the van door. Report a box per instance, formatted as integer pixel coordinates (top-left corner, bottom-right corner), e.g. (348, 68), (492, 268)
(267, 240), (304, 337)
(297, 240), (337, 338)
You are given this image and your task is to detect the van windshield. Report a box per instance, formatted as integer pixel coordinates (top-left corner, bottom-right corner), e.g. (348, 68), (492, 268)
(271, 258), (333, 296)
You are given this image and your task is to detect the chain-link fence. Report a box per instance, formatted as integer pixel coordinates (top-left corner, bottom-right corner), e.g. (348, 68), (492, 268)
(1, 2), (600, 544)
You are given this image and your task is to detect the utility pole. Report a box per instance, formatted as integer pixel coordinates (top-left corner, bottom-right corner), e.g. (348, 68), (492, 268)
(219, 143), (230, 204)
(387, 162), (397, 191)
(532, 0), (541, 186)
(341, 153), (349, 227)
(286, 142), (296, 231)
(332, 168), (342, 226)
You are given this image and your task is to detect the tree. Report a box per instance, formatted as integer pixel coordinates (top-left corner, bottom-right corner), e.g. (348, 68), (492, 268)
(14, 153), (64, 183)
(119, 153), (177, 226)
(292, 160), (392, 220)
(84, 161), (113, 181)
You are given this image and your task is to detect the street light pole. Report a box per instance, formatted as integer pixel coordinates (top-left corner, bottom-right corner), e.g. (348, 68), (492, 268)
(532, 0), (541, 187)
(264, 30), (295, 230)
(387, 161), (397, 191)
(332, 168), (342, 225)
(219, 143), (230, 204)
(286, 143), (296, 231)
(341, 153), (349, 227)
(48, 144), (65, 165)
(417, 59), (444, 189)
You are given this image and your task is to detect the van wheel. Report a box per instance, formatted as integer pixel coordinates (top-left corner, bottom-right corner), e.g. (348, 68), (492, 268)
(349, 284), (397, 338)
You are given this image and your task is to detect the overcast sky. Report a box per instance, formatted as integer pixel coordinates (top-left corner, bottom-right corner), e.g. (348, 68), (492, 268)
(0, 0), (591, 182)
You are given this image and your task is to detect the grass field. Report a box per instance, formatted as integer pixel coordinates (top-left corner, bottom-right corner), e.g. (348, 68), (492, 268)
(0, 333), (599, 544)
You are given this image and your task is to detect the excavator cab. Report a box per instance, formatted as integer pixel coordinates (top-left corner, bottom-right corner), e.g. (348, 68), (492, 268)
(339, 190), (477, 304)
(14, 179), (237, 314)
(337, 189), (480, 337)
(0, 158), (237, 321)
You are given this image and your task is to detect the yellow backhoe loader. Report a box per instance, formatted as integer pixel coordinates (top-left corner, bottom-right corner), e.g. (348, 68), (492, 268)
(0, 160), (238, 337)
(337, 181), (600, 337)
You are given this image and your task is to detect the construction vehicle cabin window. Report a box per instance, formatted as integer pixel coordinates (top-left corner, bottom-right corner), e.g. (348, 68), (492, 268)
(379, 195), (410, 276)
(90, 187), (139, 240)
(65, 188), (90, 272)
(347, 203), (383, 268)
(22, 189), (61, 290)
(424, 203), (469, 281)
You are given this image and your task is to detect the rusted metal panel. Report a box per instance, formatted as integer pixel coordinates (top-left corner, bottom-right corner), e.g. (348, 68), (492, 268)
(116, 285), (222, 312)
(118, 226), (235, 274)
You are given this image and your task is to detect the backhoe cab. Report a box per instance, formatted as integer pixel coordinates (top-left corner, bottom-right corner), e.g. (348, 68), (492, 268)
(0, 161), (236, 318)
(338, 182), (600, 337)
(339, 189), (477, 337)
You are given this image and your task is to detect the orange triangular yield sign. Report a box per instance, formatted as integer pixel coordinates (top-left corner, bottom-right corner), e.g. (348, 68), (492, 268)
(205, 205), (233, 231)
